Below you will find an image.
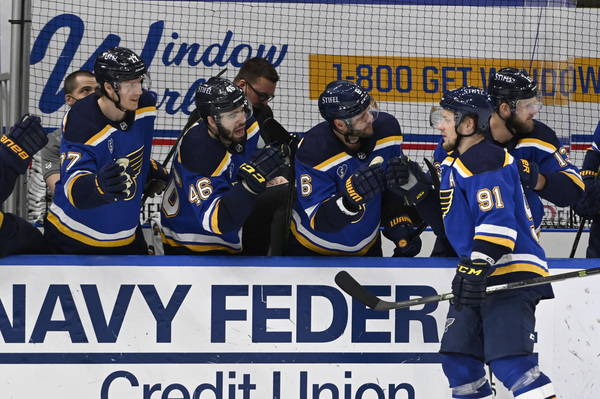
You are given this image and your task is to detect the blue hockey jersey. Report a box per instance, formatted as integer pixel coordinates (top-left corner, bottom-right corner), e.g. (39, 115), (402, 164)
(45, 91), (156, 250)
(291, 112), (403, 255)
(439, 139), (552, 296)
(160, 117), (261, 254)
(504, 120), (583, 229)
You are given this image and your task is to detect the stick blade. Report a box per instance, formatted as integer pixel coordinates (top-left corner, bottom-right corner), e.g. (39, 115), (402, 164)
(335, 270), (380, 310)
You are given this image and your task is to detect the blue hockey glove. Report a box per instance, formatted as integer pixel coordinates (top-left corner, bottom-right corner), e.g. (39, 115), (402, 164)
(95, 162), (128, 203)
(386, 155), (432, 205)
(451, 256), (493, 311)
(573, 171), (600, 219)
(144, 158), (169, 198)
(0, 114), (47, 174)
(237, 143), (290, 194)
(516, 158), (539, 191)
(382, 215), (422, 257)
(342, 162), (386, 212)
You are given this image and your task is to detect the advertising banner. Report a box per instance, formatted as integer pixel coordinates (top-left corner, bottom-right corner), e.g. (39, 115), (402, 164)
(0, 256), (598, 398)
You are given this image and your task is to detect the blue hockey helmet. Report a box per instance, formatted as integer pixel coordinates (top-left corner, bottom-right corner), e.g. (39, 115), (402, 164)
(318, 80), (377, 125)
(439, 86), (494, 132)
(487, 67), (538, 111)
(195, 77), (252, 124)
(94, 47), (148, 89)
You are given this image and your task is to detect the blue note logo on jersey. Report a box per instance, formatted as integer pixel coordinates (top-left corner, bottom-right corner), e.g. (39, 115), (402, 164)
(337, 164), (348, 180)
(440, 188), (454, 218)
(118, 146), (145, 201)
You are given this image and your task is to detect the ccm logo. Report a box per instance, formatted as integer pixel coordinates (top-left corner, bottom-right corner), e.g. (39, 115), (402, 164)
(1, 136), (29, 159)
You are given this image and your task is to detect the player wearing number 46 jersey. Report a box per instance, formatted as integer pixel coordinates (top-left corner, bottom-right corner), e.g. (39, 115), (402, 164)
(389, 87), (556, 399)
(44, 47), (165, 254)
(160, 76), (289, 255)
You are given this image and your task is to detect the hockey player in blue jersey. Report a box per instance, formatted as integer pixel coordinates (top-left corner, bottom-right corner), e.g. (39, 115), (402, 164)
(44, 47), (167, 254)
(572, 119), (600, 257)
(388, 87), (556, 399)
(487, 67), (583, 231)
(0, 114), (50, 257)
(287, 80), (422, 257)
(159, 76), (289, 255)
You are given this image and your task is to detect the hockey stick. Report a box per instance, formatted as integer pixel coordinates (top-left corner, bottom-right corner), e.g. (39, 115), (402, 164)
(569, 166), (600, 258)
(335, 266), (600, 311)
(261, 117), (299, 255)
(570, 218), (586, 258)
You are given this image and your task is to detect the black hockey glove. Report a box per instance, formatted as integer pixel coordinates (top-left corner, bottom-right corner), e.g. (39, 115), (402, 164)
(94, 162), (128, 203)
(237, 144), (290, 194)
(0, 114), (47, 174)
(451, 256), (493, 311)
(516, 158), (539, 191)
(342, 163), (386, 212)
(144, 158), (169, 198)
(573, 171), (600, 219)
(386, 155), (432, 205)
(382, 214), (422, 257)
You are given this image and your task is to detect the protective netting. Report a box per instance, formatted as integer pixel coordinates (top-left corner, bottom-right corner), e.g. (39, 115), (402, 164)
(27, 0), (600, 228)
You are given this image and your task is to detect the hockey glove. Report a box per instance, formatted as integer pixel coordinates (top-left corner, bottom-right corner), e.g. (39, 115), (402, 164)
(0, 114), (47, 174)
(95, 161), (129, 203)
(386, 155), (432, 205)
(382, 214), (422, 257)
(517, 158), (539, 191)
(573, 171), (600, 219)
(341, 162), (386, 212)
(237, 144), (290, 194)
(451, 256), (493, 311)
(144, 158), (169, 198)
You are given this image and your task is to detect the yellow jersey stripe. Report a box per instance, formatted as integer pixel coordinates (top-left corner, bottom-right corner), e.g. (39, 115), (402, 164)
(290, 219), (376, 256)
(46, 211), (136, 247)
(492, 262), (550, 277)
(474, 234), (516, 251)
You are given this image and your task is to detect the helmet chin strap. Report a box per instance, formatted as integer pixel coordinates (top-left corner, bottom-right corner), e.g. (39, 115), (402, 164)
(497, 111), (518, 137)
(449, 122), (479, 152)
(333, 124), (361, 145)
(104, 84), (127, 112)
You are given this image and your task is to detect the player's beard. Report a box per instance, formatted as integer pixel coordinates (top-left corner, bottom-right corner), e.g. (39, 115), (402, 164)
(441, 134), (458, 152)
(508, 113), (535, 134)
(217, 122), (246, 144)
(346, 123), (374, 140)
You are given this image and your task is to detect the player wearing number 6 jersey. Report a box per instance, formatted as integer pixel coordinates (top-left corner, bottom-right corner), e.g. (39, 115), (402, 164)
(388, 87), (556, 399)
(288, 80), (421, 257)
(160, 77), (289, 255)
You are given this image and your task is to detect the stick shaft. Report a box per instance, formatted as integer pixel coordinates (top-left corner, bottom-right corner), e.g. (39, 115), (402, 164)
(336, 266), (600, 311)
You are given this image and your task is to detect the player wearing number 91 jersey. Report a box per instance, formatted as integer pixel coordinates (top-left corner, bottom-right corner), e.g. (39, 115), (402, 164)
(400, 87), (556, 399)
